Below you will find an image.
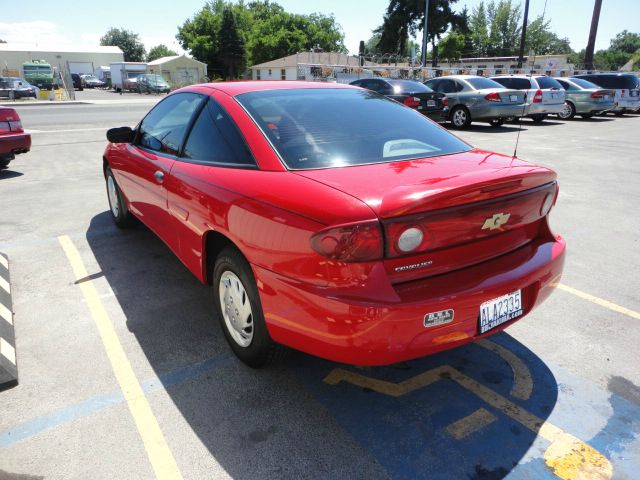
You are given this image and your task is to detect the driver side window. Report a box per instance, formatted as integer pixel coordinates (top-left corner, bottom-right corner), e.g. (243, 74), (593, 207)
(137, 93), (204, 155)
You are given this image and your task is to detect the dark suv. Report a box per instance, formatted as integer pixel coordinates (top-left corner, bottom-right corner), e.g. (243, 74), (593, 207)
(571, 73), (640, 115)
(71, 74), (84, 91)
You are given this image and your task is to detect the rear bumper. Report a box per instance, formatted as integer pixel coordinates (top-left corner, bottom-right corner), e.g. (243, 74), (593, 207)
(527, 103), (565, 115)
(470, 103), (528, 120)
(0, 132), (31, 158)
(573, 99), (615, 114)
(256, 231), (566, 366)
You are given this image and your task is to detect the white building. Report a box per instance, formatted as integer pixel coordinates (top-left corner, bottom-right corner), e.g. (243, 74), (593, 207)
(251, 52), (365, 81)
(147, 55), (208, 85)
(0, 44), (124, 76)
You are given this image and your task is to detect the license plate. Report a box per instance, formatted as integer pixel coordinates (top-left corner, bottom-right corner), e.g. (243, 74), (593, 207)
(479, 290), (523, 334)
(427, 100), (436, 107)
(510, 95), (518, 102)
(631, 90), (639, 97)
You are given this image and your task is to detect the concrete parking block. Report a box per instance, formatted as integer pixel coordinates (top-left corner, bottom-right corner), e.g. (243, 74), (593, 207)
(0, 252), (17, 389)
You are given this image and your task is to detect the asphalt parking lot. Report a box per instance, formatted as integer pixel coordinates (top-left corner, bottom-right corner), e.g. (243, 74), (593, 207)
(0, 100), (639, 480)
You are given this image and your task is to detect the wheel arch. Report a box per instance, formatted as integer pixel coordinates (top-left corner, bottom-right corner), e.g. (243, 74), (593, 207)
(203, 230), (236, 285)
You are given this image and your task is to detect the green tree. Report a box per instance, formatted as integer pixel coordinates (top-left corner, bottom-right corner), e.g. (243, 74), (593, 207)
(147, 44), (178, 62)
(525, 17), (572, 55)
(377, 0), (465, 65)
(438, 31), (465, 61)
(469, 2), (489, 56)
(609, 30), (640, 55)
(177, 0), (346, 76)
(486, 0), (521, 56)
(100, 27), (146, 62)
(219, 7), (246, 78)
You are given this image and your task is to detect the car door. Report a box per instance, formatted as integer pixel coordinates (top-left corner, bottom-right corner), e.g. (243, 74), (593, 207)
(168, 97), (258, 277)
(115, 92), (205, 250)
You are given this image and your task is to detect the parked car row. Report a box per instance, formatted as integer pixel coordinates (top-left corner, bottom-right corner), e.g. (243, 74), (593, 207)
(350, 72), (640, 129)
(0, 77), (39, 100)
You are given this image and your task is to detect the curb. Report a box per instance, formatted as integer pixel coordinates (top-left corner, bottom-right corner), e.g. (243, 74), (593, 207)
(0, 101), (88, 108)
(0, 252), (17, 390)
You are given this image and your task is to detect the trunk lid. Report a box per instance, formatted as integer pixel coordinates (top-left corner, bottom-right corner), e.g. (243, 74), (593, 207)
(295, 149), (557, 283)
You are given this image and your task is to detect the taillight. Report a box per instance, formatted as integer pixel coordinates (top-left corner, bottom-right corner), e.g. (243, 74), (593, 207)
(403, 96), (421, 108)
(485, 92), (502, 102)
(541, 184), (559, 216)
(591, 91), (604, 98)
(442, 97), (449, 107)
(533, 90), (543, 103)
(310, 222), (383, 262)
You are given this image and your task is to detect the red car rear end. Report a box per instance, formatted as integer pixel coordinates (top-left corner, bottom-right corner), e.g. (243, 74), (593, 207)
(0, 107), (31, 169)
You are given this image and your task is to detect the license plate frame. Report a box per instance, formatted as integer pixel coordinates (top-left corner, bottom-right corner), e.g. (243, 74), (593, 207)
(427, 99), (436, 107)
(510, 94), (518, 102)
(479, 290), (523, 334)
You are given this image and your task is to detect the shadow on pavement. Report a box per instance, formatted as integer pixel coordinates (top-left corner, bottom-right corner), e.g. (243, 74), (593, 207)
(86, 211), (560, 479)
(0, 169), (23, 180)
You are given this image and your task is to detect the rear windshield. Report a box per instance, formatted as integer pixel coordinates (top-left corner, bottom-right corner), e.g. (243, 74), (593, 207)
(493, 77), (532, 90)
(535, 77), (563, 89)
(387, 79), (433, 93)
(466, 77), (505, 90)
(236, 88), (470, 170)
(578, 75), (637, 89)
(569, 78), (600, 89)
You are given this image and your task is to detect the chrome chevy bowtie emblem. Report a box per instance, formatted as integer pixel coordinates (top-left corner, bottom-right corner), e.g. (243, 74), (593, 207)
(482, 213), (511, 231)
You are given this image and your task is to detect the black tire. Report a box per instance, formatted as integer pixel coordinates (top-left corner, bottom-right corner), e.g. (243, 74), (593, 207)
(0, 158), (11, 170)
(581, 113), (593, 119)
(615, 109), (625, 116)
(105, 167), (137, 228)
(489, 118), (504, 128)
(213, 246), (287, 368)
(558, 102), (576, 120)
(531, 114), (547, 123)
(450, 106), (471, 129)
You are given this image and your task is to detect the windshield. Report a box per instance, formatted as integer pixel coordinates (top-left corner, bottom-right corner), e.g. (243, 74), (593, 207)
(236, 88), (471, 170)
(570, 78), (600, 89)
(24, 65), (52, 74)
(466, 77), (505, 90)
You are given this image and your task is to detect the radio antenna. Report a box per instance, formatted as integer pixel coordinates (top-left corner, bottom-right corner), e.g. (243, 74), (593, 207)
(513, 0), (549, 159)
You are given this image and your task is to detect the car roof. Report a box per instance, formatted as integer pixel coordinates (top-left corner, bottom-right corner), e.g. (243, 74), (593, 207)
(491, 74), (548, 78)
(180, 80), (355, 97)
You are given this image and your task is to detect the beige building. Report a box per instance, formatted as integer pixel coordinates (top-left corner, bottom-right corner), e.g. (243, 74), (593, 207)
(147, 55), (208, 85)
(0, 44), (123, 76)
(251, 52), (366, 81)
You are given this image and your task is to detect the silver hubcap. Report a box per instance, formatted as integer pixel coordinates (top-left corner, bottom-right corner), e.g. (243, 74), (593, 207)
(559, 103), (572, 119)
(452, 109), (467, 126)
(107, 175), (120, 217)
(219, 271), (253, 347)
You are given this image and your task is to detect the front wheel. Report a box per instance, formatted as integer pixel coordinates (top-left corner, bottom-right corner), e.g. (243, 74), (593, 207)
(558, 102), (575, 120)
(450, 106), (471, 129)
(213, 247), (287, 368)
(581, 113), (593, 119)
(531, 114), (547, 123)
(489, 118), (504, 128)
(105, 167), (136, 228)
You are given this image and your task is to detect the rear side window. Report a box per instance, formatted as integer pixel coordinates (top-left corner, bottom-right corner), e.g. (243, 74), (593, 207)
(236, 88), (471, 170)
(137, 93), (204, 155)
(510, 78), (533, 89)
(182, 100), (254, 166)
(569, 78), (599, 89)
(580, 75), (636, 89)
(387, 80), (433, 93)
(535, 77), (563, 89)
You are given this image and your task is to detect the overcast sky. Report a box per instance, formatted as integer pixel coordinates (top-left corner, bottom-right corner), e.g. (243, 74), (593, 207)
(1, 0), (638, 56)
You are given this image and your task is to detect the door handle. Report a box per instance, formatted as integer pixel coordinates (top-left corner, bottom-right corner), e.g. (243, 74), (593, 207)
(154, 170), (165, 182)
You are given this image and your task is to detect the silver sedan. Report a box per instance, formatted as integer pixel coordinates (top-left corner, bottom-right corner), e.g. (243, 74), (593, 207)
(424, 75), (527, 128)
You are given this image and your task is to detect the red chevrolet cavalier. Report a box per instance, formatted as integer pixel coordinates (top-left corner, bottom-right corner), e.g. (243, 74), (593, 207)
(103, 81), (565, 367)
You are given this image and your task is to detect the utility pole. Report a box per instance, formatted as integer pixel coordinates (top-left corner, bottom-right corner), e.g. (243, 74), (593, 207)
(421, 0), (429, 67)
(517, 0), (530, 69)
(585, 0), (603, 70)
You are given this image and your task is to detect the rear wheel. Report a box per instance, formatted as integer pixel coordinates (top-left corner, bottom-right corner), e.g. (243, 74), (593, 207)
(450, 106), (471, 129)
(105, 167), (136, 228)
(581, 113), (593, 119)
(489, 118), (504, 128)
(558, 102), (576, 120)
(0, 158), (11, 170)
(213, 246), (287, 368)
(531, 114), (547, 123)
(615, 109), (625, 116)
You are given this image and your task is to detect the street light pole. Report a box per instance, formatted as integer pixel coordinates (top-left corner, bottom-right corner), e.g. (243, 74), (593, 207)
(421, 0), (429, 67)
(585, 0), (603, 70)
(517, 0), (530, 69)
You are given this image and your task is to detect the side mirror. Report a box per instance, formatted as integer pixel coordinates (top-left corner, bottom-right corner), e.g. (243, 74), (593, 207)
(107, 126), (134, 143)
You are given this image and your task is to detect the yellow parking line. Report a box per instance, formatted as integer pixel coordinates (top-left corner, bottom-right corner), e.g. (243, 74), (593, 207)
(555, 283), (640, 320)
(446, 408), (497, 439)
(58, 236), (182, 480)
(324, 366), (612, 479)
(477, 339), (533, 400)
